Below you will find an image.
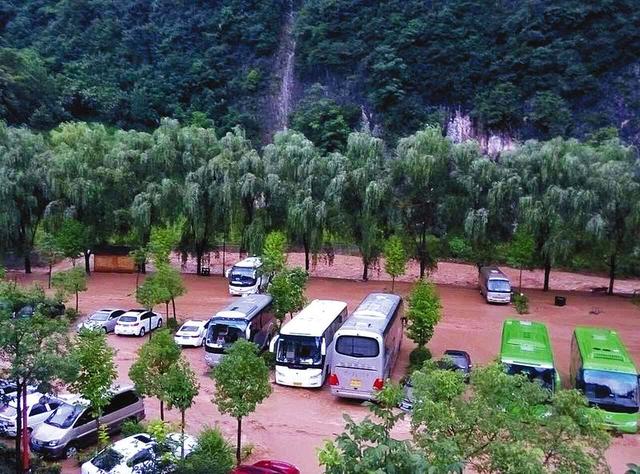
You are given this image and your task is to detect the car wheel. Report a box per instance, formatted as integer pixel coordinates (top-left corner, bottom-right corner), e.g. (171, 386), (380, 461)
(139, 327), (146, 337)
(157, 318), (162, 329)
(64, 444), (77, 459)
(102, 326), (108, 334)
(200, 337), (205, 347)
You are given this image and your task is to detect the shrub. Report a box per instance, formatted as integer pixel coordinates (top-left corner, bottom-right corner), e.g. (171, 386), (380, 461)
(166, 318), (179, 332)
(64, 308), (81, 321)
(121, 418), (145, 437)
(513, 293), (529, 314)
(175, 427), (235, 474)
(262, 350), (276, 370)
(448, 236), (472, 260)
(409, 346), (432, 371)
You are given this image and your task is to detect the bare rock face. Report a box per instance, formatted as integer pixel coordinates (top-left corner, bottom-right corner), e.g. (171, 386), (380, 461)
(446, 110), (517, 156)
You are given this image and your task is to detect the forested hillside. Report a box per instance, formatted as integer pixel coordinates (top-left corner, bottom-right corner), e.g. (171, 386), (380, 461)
(1, 0), (640, 144)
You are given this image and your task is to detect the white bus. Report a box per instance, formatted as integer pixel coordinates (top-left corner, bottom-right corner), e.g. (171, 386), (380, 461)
(270, 300), (347, 388)
(227, 257), (270, 296)
(329, 293), (403, 400)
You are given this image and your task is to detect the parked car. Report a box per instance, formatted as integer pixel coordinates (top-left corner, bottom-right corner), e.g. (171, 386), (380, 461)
(400, 350), (473, 411)
(30, 385), (145, 459)
(14, 301), (65, 319)
(479, 266), (512, 304)
(174, 320), (208, 347)
(77, 308), (126, 333)
(0, 393), (64, 437)
(232, 460), (300, 474)
(114, 309), (162, 337)
(81, 432), (197, 474)
(0, 380), (38, 406)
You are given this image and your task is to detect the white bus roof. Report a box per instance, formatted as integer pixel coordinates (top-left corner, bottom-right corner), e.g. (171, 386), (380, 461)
(232, 257), (263, 269)
(211, 294), (272, 321)
(280, 299), (347, 337)
(337, 293), (402, 337)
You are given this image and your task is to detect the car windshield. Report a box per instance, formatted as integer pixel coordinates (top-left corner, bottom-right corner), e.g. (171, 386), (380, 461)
(206, 322), (246, 348)
(488, 279), (511, 292)
(180, 325), (200, 333)
(443, 353), (469, 370)
(229, 267), (257, 286)
(505, 363), (555, 391)
(276, 335), (322, 366)
(119, 315), (138, 323)
(335, 336), (379, 358)
(91, 447), (124, 470)
(90, 312), (110, 321)
(583, 369), (639, 413)
(45, 403), (84, 429)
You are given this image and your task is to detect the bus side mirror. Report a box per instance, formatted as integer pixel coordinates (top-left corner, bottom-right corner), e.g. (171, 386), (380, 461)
(225, 269), (231, 278)
(269, 335), (279, 353)
(321, 340), (327, 356)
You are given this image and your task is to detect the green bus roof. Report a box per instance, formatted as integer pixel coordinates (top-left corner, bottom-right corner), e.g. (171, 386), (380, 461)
(500, 319), (555, 368)
(573, 326), (637, 374)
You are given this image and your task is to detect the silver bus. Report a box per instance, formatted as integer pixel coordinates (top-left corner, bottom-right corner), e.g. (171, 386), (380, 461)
(204, 294), (275, 366)
(479, 266), (512, 303)
(329, 293), (403, 400)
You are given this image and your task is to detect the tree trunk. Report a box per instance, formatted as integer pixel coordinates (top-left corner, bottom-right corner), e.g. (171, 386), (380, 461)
(196, 248), (203, 276)
(160, 400), (165, 421)
(362, 259), (369, 281)
(48, 264), (52, 289)
(419, 225), (427, 279)
(181, 410), (186, 460)
(222, 233), (227, 277)
(236, 417), (242, 465)
(303, 238), (310, 272)
(75, 291), (79, 312)
(419, 258), (426, 279)
(608, 252), (616, 296)
(165, 301), (170, 321)
(391, 276), (395, 293)
(171, 298), (177, 321)
(84, 250), (91, 274)
(543, 261), (551, 292)
(519, 267), (523, 293)
(15, 380), (21, 471)
(21, 386), (29, 472)
(135, 270), (140, 289)
(24, 254), (31, 274)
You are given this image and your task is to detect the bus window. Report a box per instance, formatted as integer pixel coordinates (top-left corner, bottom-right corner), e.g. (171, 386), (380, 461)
(583, 370), (639, 414)
(335, 336), (379, 358)
(504, 363), (555, 391)
(276, 335), (323, 366)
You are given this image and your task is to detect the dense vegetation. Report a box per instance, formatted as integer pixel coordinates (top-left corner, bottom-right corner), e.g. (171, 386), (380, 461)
(2, 1), (640, 144)
(1, 119), (638, 294)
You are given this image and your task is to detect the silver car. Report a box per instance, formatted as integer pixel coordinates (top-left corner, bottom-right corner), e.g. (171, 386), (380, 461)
(77, 309), (126, 334)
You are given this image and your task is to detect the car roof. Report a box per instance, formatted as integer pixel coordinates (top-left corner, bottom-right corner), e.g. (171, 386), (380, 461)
(109, 433), (155, 458)
(121, 310), (146, 318)
(9, 393), (60, 408)
(180, 320), (207, 327)
(233, 257), (262, 269)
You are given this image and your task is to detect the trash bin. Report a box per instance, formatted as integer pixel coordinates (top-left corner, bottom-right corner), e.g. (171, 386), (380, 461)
(555, 296), (566, 307)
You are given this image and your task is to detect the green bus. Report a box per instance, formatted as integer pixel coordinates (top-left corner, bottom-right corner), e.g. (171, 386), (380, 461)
(500, 319), (561, 391)
(571, 326), (639, 434)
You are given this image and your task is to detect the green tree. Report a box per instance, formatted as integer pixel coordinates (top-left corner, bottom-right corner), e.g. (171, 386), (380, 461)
(53, 218), (90, 267)
(129, 329), (181, 421)
(411, 363), (610, 473)
(318, 384), (430, 474)
(176, 427), (235, 474)
(211, 340), (271, 465)
(0, 303), (73, 470)
(472, 82), (522, 132)
(261, 231), (287, 274)
(505, 227), (536, 292)
(268, 268), (308, 328)
(0, 123), (50, 273)
(392, 126), (451, 278)
(68, 329), (116, 455)
(0, 266), (4, 280)
(136, 275), (169, 317)
(35, 232), (62, 288)
(154, 264), (186, 322)
(383, 235), (407, 292)
(51, 266), (88, 312)
(161, 359), (199, 459)
(405, 279), (441, 349)
(530, 91), (572, 139)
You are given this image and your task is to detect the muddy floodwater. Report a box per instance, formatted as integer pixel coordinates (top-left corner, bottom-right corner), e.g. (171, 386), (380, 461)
(7, 255), (640, 473)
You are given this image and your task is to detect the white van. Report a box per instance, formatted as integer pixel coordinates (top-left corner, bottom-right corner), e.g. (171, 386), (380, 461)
(227, 257), (270, 296)
(0, 393), (64, 437)
(479, 266), (512, 304)
(270, 300), (347, 388)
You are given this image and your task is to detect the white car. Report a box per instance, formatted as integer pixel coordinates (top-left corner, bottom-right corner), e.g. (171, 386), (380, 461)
(81, 432), (197, 474)
(173, 320), (208, 347)
(77, 308), (126, 333)
(114, 309), (162, 337)
(0, 393), (63, 437)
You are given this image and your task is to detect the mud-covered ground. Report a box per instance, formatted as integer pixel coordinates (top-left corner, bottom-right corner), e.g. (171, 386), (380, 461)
(5, 254), (640, 473)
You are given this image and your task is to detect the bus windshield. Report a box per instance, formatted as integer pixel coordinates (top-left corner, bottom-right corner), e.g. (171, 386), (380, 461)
(583, 369), (639, 413)
(488, 279), (511, 292)
(276, 335), (322, 366)
(505, 363), (555, 391)
(206, 321), (246, 348)
(335, 336), (379, 358)
(229, 267), (257, 287)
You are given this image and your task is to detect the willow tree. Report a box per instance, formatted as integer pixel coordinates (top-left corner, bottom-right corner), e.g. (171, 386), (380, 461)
(508, 138), (594, 291)
(584, 141), (640, 295)
(392, 126), (452, 278)
(265, 130), (329, 271)
(0, 122), (50, 273)
(328, 132), (388, 280)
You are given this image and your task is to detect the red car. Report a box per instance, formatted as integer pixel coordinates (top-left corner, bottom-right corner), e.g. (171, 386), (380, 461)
(232, 460), (300, 474)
